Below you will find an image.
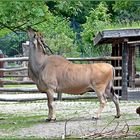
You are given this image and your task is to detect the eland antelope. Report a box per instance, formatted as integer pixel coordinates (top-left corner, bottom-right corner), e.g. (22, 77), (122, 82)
(27, 28), (121, 121)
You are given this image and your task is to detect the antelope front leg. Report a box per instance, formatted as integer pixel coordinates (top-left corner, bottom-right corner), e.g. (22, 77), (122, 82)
(112, 94), (121, 118)
(46, 89), (56, 122)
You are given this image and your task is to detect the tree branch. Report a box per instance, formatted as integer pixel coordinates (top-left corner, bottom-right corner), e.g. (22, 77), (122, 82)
(0, 22), (18, 34)
(0, 19), (47, 34)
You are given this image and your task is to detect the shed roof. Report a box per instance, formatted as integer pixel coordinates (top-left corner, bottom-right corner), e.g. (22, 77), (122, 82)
(94, 28), (140, 45)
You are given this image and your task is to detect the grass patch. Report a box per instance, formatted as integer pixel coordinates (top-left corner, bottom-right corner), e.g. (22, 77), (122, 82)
(65, 138), (140, 140)
(0, 136), (140, 140)
(63, 98), (98, 102)
(0, 137), (49, 140)
(0, 113), (46, 131)
(4, 84), (36, 88)
(105, 21), (140, 30)
(131, 125), (140, 132)
(0, 100), (139, 139)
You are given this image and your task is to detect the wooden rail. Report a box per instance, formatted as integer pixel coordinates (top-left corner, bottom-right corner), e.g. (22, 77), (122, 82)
(0, 67), (27, 72)
(0, 87), (38, 92)
(0, 86), (121, 93)
(3, 75), (28, 77)
(0, 57), (28, 62)
(0, 79), (34, 85)
(67, 56), (122, 61)
(0, 76), (122, 85)
(0, 56), (122, 62)
(0, 66), (122, 72)
(0, 93), (99, 102)
(0, 56), (122, 101)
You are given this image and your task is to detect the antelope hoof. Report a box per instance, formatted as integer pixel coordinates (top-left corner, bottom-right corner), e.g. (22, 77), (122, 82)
(92, 116), (99, 120)
(46, 118), (56, 122)
(115, 115), (121, 118)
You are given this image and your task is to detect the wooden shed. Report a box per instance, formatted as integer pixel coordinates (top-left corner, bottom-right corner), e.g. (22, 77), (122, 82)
(94, 28), (140, 100)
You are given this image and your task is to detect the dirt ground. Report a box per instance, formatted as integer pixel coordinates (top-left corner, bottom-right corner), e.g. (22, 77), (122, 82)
(0, 99), (140, 139)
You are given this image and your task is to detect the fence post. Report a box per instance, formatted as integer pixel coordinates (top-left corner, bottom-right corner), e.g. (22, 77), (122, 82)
(21, 42), (30, 81)
(0, 50), (4, 87)
(57, 93), (62, 101)
(121, 40), (128, 100)
(128, 45), (135, 88)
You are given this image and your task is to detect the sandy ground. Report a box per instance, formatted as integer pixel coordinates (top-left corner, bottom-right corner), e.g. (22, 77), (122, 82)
(0, 100), (140, 139)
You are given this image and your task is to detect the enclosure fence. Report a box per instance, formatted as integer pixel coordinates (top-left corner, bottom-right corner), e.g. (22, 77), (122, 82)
(0, 56), (122, 102)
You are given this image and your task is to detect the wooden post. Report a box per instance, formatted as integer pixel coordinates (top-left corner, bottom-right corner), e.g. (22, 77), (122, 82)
(112, 44), (117, 93)
(57, 93), (62, 101)
(0, 50), (4, 87)
(118, 43), (122, 95)
(128, 45), (135, 88)
(121, 41), (128, 100)
(21, 42), (30, 81)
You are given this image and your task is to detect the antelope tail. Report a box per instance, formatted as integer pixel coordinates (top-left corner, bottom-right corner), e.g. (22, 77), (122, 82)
(111, 67), (115, 95)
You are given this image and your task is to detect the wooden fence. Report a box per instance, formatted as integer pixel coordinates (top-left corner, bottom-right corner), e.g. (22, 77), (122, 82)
(0, 56), (122, 101)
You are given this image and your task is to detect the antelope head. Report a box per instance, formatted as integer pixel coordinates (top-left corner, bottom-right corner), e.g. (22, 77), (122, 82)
(27, 28), (47, 54)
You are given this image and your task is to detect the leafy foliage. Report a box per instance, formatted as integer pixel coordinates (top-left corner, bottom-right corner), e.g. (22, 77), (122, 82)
(113, 1), (140, 23)
(82, 2), (111, 42)
(46, 0), (99, 24)
(0, 0), (51, 56)
(0, 0), (79, 57)
(0, 32), (27, 56)
(0, 0), (50, 31)
(81, 2), (112, 56)
(0, 1), (140, 57)
(36, 16), (80, 57)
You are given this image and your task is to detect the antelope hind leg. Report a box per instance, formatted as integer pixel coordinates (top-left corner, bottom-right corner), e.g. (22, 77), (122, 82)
(112, 93), (121, 118)
(105, 85), (121, 118)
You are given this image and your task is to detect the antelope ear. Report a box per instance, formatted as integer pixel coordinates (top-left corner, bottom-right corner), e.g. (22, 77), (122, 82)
(27, 27), (36, 40)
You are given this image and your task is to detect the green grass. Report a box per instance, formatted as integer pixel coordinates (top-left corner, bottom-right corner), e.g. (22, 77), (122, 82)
(0, 137), (49, 140)
(4, 84), (36, 88)
(131, 125), (140, 132)
(99, 139), (140, 140)
(0, 113), (46, 131)
(0, 100), (139, 139)
(0, 138), (139, 140)
(105, 21), (140, 30)
(94, 21), (140, 36)
(63, 98), (98, 102)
